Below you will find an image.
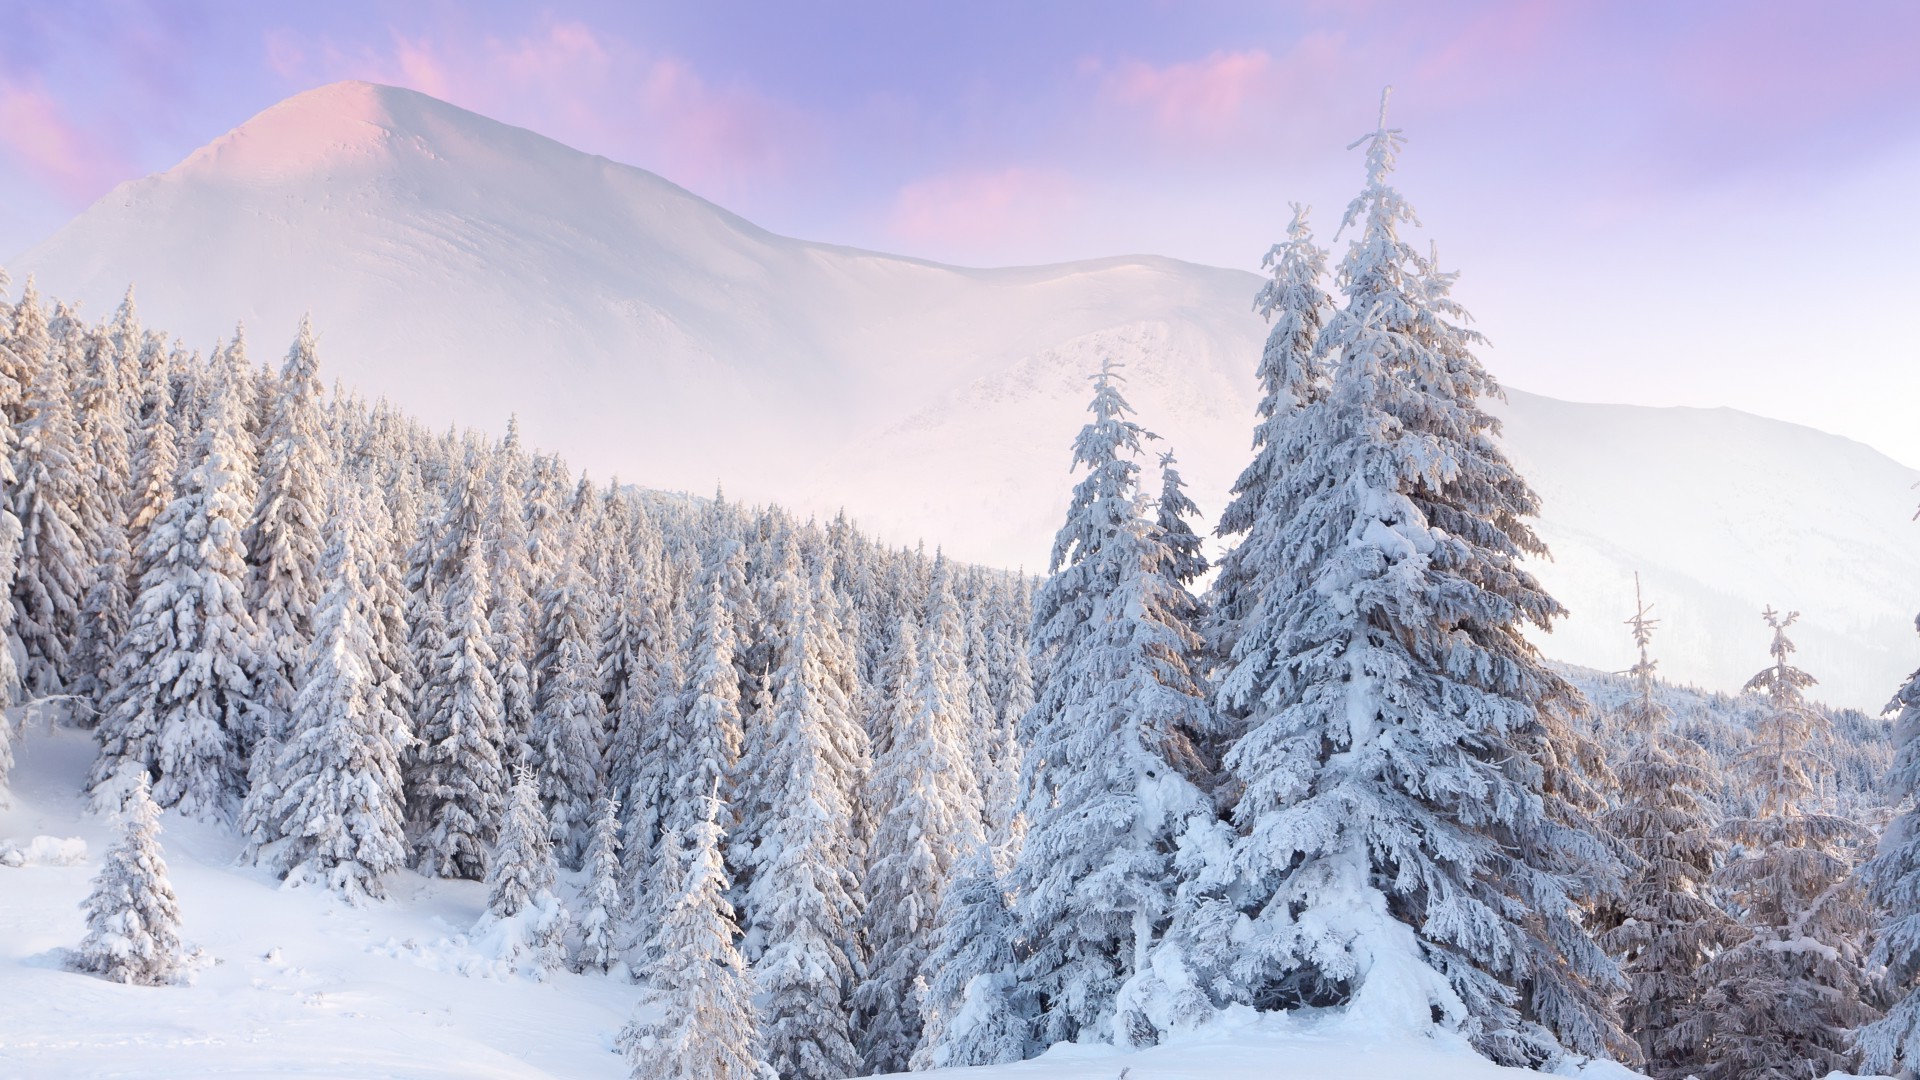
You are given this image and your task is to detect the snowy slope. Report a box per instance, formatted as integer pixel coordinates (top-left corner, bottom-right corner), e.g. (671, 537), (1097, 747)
(0, 728), (1634, 1080)
(10, 81), (1918, 708)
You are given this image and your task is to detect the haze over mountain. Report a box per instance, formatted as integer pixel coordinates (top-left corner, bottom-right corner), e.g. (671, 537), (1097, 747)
(10, 80), (1916, 709)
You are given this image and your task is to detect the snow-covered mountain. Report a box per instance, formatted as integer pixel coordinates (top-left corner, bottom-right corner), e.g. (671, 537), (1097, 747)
(10, 80), (1917, 709)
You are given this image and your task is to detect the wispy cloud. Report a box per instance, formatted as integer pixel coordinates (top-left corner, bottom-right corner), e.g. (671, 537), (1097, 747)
(0, 76), (131, 203)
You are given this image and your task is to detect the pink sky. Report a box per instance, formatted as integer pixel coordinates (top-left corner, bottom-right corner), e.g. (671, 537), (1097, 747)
(3, 1), (1918, 464)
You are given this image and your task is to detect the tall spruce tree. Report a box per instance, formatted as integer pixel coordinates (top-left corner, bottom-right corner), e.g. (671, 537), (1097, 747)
(743, 558), (864, 1080)
(411, 488), (508, 880)
(859, 562), (986, 1073)
(71, 292), (140, 711)
(1597, 579), (1732, 1077)
(914, 847), (1028, 1069)
(620, 792), (772, 1080)
(10, 307), (87, 700)
(1692, 608), (1877, 1079)
(1209, 202), (1332, 669)
(1010, 366), (1218, 1048)
(92, 355), (263, 820)
(1208, 95), (1625, 1066)
(244, 318), (331, 742)
(576, 795), (624, 973)
(1861, 611), (1920, 1076)
(250, 482), (410, 902)
(530, 543), (607, 866)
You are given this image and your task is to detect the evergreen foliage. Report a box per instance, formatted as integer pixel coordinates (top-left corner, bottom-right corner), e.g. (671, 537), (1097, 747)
(620, 794), (772, 1080)
(1206, 95), (1626, 1066)
(1862, 612), (1920, 1075)
(1595, 579), (1733, 1077)
(72, 773), (184, 985)
(1691, 609), (1878, 1079)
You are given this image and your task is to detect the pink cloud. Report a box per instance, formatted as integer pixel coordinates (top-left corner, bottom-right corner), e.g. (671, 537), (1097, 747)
(1092, 35), (1353, 147)
(1105, 49), (1273, 136)
(888, 167), (1078, 253)
(0, 77), (131, 203)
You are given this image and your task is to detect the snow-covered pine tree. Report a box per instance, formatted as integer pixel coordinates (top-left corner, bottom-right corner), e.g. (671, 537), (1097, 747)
(1209, 202), (1332, 668)
(0, 274), (38, 431)
(91, 352), (264, 820)
(123, 347), (179, 557)
(477, 768), (569, 979)
(670, 561), (747, 832)
(1009, 364), (1218, 1049)
(71, 291), (140, 713)
(741, 554), (864, 1080)
(914, 846), (1029, 1070)
(1861, 612), (1920, 1076)
(620, 792), (772, 1080)
(0, 316), (24, 798)
(1209, 97), (1625, 1067)
(251, 481), (410, 902)
(858, 560), (987, 1072)
(485, 426), (538, 767)
(244, 318), (331, 745)
(627, 561), (745, 961)
(71, 772), (184, 985)
(1596, 578), (1733, 1077)
(603, 522), (672, 837)
(411, 482), (509, 880)
(982, 610), (1033, 860)
(530, 542), (607, 866)
(1692, 608), (1877, 1079)
(576, 795), (623, 973)
(10, 305), (88, 700)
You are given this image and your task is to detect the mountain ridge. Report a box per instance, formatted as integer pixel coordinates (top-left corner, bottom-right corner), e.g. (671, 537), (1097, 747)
(10, 80), (1918, 709)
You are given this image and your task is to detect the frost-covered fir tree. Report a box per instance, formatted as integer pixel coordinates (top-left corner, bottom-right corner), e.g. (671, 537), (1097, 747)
(244, 318), (331, 742)
(92, 358), (263, 820)
(858, 564), (987, 1073)
(476, 769), (569, 979)
(914, 846), (1028, 1070)
(983, 617), (1032, 859)
(10, 306), (87, 699)
(71, 292), (141, 711)
(1011, 365), (1218, 1049)
(620, 793), (772, 1080)
(1209, 97), (1625, 1066)
(412, 511), (508, 880)
(1209, 202), (1331, 667)
(1861, 613), (1920, 1076)
(530, 544), (607, 866)
(665, 566), (746, 850)
(741, 555), (864, 1080)
(249, 483), (410, 902)
(485, 428), (538, 766)
(0, 331), (24, 797)
(1597, 579), (1732, 1077)
(1692, 608), (1877, 1079)
(71, 773), (184, 985)
(576, 795), (623, 973)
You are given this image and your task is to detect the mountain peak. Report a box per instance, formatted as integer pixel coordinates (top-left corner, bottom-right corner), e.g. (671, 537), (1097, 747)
(178, 80), (418, 181)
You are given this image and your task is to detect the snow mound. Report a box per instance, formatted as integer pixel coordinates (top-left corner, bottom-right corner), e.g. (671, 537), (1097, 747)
(0, 834), (86, 867)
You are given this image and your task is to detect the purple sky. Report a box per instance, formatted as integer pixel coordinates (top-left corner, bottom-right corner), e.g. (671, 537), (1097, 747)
(4, 1), (1919, 463)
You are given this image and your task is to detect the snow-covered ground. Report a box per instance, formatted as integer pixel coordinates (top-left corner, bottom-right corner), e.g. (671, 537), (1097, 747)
(13, 80), (1918, 709)
(1, 724), (1635, 1079)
